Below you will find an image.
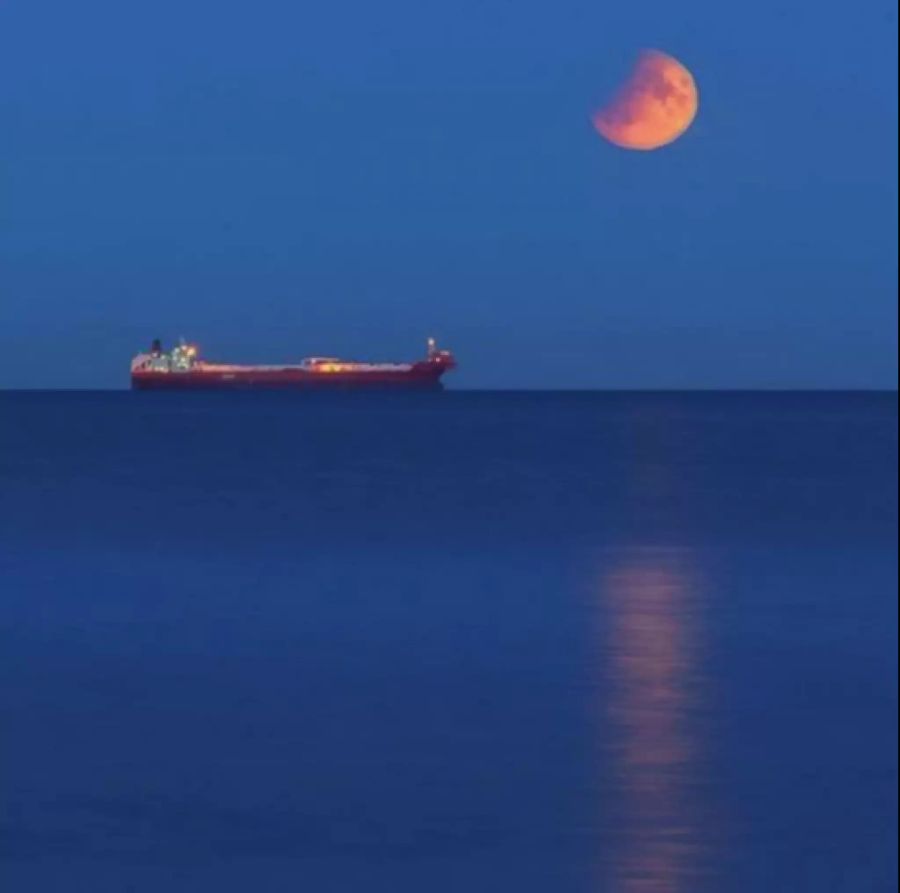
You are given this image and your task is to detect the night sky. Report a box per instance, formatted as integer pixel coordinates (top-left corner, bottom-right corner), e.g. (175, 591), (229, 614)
(1, 0), (897, 388)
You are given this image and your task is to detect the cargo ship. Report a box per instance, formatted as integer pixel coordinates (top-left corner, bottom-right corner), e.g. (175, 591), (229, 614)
(130, 338), (457, 390)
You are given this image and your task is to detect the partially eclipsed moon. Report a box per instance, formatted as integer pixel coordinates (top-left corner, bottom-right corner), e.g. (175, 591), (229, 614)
(593, 50), (699, 151)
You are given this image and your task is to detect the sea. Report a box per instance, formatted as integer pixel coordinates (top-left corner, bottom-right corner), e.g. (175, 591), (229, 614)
(1, 390), (897, 893)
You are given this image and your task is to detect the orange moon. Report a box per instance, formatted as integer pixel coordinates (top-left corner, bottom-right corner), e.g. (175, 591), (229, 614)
(593, 50), (699, 151)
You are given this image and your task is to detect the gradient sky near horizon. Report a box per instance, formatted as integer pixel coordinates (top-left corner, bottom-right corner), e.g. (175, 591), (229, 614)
(1, 0), (897, 388)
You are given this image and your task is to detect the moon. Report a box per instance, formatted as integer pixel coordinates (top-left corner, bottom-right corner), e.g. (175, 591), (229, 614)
(593, 50), (699, 151)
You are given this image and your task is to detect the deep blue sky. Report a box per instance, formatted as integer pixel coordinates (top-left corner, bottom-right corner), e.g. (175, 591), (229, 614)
(1, 0), (897, 388)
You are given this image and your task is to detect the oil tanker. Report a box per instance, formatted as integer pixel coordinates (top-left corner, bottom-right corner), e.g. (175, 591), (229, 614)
(130, 338), (456, 390)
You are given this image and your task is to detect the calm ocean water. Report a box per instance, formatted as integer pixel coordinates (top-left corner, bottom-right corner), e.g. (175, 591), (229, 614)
(1, 391), (897, 892)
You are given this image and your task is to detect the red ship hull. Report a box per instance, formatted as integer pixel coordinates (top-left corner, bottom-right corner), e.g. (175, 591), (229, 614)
(131, 363), (449, 391)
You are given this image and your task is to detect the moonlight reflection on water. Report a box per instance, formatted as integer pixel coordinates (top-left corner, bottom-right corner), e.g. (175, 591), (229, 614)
(600, 549), (716, 892)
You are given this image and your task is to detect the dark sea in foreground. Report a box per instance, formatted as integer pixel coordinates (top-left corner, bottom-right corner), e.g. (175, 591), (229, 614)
(1, 391), (897, 892)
